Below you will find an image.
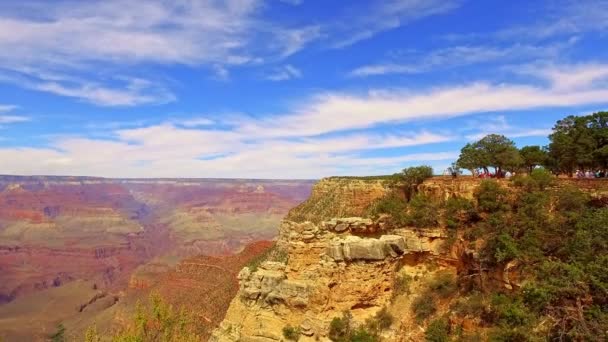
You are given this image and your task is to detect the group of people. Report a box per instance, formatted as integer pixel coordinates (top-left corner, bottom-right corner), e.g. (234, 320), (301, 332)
(575, 170), (607, 178)
(476, 170), (514, 179)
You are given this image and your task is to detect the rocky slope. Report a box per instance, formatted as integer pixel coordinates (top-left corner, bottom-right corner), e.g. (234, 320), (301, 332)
(211, 176), (608, 341)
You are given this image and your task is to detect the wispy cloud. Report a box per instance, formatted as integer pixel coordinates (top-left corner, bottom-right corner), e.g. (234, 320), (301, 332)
(463, 115), (552, 141)
(444, 0), (608, 43)
(349, 42), (570, 77)
(265, 64), (302, 81)
(0, 104), (29, 128)
(0, 0), (322, 106)
(332, 0), (461, 48)
(1, 63), (607, 178)
(239, 63), (608, 138)
(0, 115), (29, 124)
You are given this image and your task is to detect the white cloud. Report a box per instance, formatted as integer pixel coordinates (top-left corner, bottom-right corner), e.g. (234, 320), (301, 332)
(0, 0), (322, 105)
(1, 63), (607, 178)
(0, 115), (29, 124)
(177, 118), (216, 128)
(265, 64), (302, 81)
(349, 43), (569, 77)
(0, 104), (29, 127)
(278, 0), (303, 5)
(0, 104), (18, 112)
(331, 0), (460, 48)
(239, 64), (608, 138)
(444, 0), (608, 43)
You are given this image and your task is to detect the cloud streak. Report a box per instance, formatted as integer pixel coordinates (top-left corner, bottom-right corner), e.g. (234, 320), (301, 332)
(0, 0), (321, 105)
(2, 63), (608, 178)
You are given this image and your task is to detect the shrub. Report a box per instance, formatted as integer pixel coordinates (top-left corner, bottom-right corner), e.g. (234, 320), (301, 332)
(50, 323), (66, 342)
(246, 244), (288, 272)
(407, 193), (439, 228)
(511, 168), (554, 191)
(329, 312), (352, 341)
(365, 307), (393, 332)
(412, 293), (437, 322)
(452, 292), (487, 317)
(554, 185), (589, 216)
(109, 292), (202, 342)
(393, 274), (412, 297)
(529, 168), (554, 190)
(367, 191), (408, 226)
(349, 328), (377, 342)
(491, 233), (520, 263)
(283, 325), (300, 341)
(328, 311), (379, 342)
(425, 318), (449, 342)
(428, 271), (457, 298)
(475, 180), (508, 213)
(444, 197), (477, 229)
(489, 294), (531, 327)
(488, 327), (530, 342)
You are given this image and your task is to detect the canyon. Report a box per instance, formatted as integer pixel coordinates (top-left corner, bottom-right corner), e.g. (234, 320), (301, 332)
(0, 176), (313, 341)
(2, 175), (607, 341)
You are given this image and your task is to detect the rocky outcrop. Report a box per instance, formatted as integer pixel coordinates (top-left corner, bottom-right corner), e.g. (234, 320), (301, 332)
(211, 178), (448, 341)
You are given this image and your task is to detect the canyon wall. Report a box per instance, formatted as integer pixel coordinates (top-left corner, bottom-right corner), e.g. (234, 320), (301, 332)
(212, 176), (608, 341)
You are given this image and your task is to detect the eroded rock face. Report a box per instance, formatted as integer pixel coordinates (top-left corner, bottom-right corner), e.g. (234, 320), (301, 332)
(212, 216), (445, 341)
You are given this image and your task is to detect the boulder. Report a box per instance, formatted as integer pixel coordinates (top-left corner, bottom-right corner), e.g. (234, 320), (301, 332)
(380, 235), (407, 256)
(342, 236), (386, 261)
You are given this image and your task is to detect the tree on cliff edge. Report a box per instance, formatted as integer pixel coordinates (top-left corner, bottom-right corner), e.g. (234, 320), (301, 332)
(397, 165), (433, 200)
(457, 134), (522, 177)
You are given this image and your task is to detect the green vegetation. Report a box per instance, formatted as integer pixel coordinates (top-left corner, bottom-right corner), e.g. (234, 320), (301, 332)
(412, 293), (437, 322)
(393, 274), (413, 297)
(282, 325), (300, 341)
(406, 193), (439, 228)
(455, 111), (608, 177)
(398, 165), (434, 199)
(457, 134), (522, 177)
(50, 323), (66, 342)
(474, 180), (508, 213)
(519, 145), (547, 174)
(444, 197), (477, 229)
(449, 180), (607, 340)
(548, 112), (608, 175)
(427, 271), (457, 298)
(328, 309), (394, 342)
(366, 191), (408, 225)
(425, 318), (449, 342)
(245, 243), (288, 272)
(93, 293), (203, 342)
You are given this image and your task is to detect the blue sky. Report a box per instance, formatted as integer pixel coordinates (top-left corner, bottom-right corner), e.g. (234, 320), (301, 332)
(0, 0), (607, 178)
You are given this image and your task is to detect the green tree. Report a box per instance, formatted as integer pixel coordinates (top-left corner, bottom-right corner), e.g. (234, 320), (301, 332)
(457, 134), (522, 177)
(456, 142), (488, 175)
(399, 165), (434, 199)
(519, 145), (547, 174)
(548, 115), (596, 176)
